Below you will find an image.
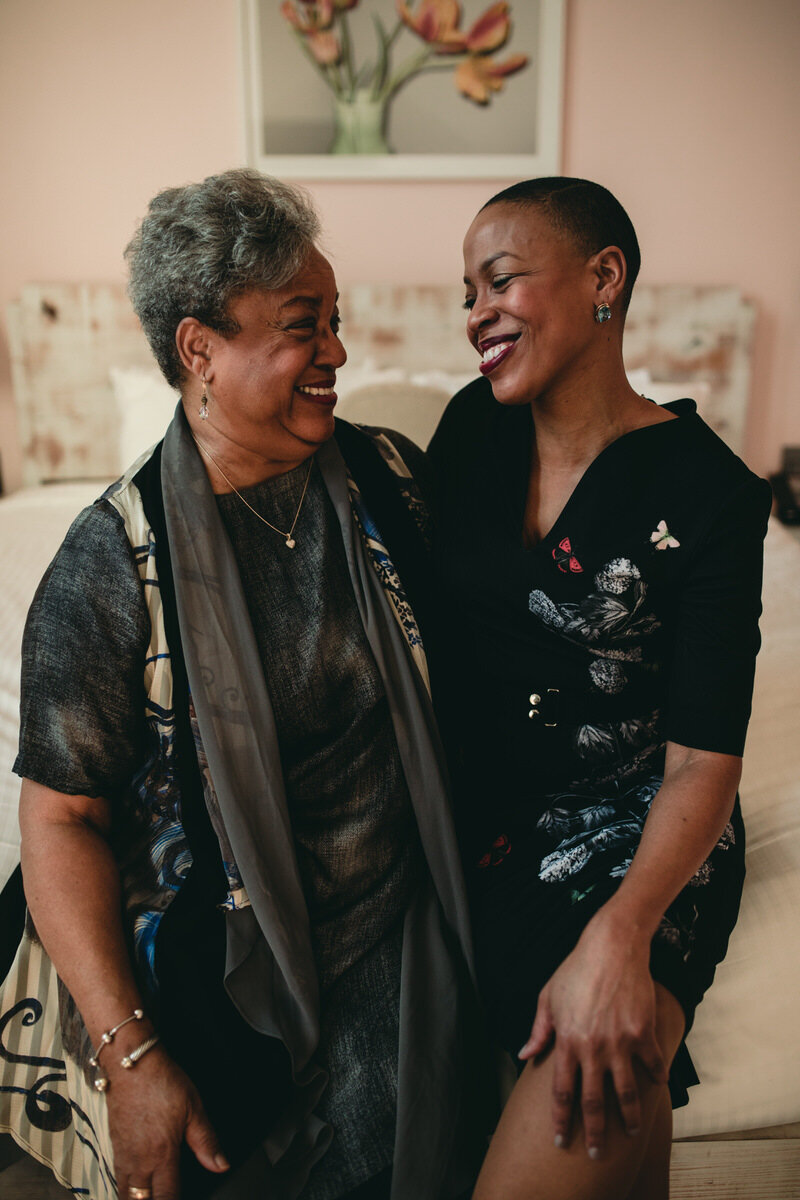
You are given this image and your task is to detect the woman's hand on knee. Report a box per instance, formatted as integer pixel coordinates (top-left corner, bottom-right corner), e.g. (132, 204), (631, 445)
(518, 916), (668, 1158)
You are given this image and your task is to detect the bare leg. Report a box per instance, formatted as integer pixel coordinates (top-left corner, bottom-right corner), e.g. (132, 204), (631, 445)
(627, 1085), (672, 1200)
(473, 985), (685, 1200)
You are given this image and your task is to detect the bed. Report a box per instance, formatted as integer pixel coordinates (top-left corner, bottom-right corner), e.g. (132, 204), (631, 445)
(1, 282), (798, 1197)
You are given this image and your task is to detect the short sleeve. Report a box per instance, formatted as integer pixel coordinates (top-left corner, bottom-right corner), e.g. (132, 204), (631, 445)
(14, 500), (150, 798)
(664, 476), (772, 756)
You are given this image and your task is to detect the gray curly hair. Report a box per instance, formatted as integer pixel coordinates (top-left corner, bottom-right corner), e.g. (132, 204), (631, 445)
(125, 168), (322, 387)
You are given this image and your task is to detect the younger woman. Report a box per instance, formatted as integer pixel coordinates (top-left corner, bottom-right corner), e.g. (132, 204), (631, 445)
(428, 177), (771, 1199)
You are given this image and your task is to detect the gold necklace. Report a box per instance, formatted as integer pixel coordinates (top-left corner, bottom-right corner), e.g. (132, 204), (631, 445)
(191, 433), (314, 549)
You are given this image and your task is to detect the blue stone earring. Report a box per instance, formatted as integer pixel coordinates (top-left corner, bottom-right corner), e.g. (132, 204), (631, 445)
(594, 302), (612, 324)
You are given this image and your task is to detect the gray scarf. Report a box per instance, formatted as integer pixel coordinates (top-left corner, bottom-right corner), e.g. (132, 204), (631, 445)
(161, 411), (493, 1199)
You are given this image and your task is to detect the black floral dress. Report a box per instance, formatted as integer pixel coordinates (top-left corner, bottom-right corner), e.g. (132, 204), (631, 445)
(427, 381), (772, 1099)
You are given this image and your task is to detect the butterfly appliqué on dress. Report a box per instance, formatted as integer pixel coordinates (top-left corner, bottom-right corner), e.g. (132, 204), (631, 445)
(552, 536), (584, 573)
(650, 520), (680, 550)
(477, 834), (512, 869)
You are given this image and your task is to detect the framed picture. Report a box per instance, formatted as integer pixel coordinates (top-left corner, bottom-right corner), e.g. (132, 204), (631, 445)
(239, 0), (565, 180)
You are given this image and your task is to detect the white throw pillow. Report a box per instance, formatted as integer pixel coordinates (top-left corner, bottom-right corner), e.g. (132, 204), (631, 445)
(110, 366), (178, 469)
(335, 363), (476, 447)
(336, 382), (453, 450)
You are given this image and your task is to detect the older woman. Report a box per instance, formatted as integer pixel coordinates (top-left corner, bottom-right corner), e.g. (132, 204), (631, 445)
(427, 177), (771, 1199)
(0, 169), (491, 1200)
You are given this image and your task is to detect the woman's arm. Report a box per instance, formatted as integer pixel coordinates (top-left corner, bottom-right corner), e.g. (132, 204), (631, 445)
(520, 743), (741, 1156)
(19, 779), (229, 1198)
(590, 741), (741, 938)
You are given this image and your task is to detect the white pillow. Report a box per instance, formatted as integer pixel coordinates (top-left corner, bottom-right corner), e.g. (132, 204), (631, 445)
(334, 361), (407, 400)
(333, 363), (477, 448)
(408, 368), (477, 395)
(110, 366), (178, 468)
(335, 381), (453, 450)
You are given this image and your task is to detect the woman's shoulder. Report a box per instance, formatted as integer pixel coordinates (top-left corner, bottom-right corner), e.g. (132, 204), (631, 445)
(667, 399), (754, 472)
(28, 494), (148, 645)
(425, 376), (500, 482)
(644, 400), (772, 541)
(431, 375), (495, 439)
(51, 495), (135, 567)
(647, 399), (768, 497)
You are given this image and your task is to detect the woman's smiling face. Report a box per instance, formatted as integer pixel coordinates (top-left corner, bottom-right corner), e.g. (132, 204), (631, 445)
(463, 202), (601, 406)
(203, 247), (347, 463)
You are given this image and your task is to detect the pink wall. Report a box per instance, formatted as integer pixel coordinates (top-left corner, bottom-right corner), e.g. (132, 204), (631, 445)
(0, 0), (243, 492)
(1, 0), (798, 489)
(561, 0), (800, 482)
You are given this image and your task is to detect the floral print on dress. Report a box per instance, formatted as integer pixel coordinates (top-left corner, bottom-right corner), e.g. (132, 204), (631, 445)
(588, 659), (627, 694)
(656, 906), (699, 962)
(529, 557), (659, 653)
(653, 821), (737, 959)
(529, 556), (661, 712)
(567, 713), (663, 785)
(535, 774), (662, 886)
(594, 558), (642, 595)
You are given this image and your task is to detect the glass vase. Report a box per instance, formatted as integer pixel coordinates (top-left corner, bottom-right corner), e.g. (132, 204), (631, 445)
(330, 90), (391, 155)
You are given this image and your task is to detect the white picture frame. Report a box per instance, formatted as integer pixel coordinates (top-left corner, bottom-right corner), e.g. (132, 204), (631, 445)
(239, 0), (565, 180)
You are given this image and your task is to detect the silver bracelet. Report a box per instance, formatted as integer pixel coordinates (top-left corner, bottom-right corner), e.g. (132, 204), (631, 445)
(90, 1008), (145, 1093)
(121, 1034), (160, 1070)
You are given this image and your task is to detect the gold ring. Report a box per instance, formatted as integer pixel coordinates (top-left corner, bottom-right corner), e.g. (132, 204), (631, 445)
(128, 1188), (152, 1199)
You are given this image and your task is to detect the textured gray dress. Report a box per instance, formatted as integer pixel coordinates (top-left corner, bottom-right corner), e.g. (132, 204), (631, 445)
(215, 460), (420, 1198)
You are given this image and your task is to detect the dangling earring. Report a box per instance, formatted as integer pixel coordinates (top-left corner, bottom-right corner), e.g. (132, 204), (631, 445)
(199, 376), (209, 420)
(594, 302), (612, 324)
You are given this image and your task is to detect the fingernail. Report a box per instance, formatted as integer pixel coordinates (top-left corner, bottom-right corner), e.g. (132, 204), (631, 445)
(518, 1044), (530, 1058)
(554, 1135), (566, 1149)
(588, 1146), (601, 1160)
(215, 1154), (230, 1171)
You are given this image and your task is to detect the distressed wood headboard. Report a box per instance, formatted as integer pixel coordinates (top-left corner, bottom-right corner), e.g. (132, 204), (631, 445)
(7, 282), (755, 485)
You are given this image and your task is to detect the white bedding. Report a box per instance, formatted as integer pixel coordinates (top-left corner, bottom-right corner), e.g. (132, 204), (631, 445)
(1, 486), (798, 1138)
(0, 482), (105, 882)
(673, 516), (800, 1135)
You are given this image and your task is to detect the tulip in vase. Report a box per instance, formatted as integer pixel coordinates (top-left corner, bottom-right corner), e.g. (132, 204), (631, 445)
(281, 0), (530, 155)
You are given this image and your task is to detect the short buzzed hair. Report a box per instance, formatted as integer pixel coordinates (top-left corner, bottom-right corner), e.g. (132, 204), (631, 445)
(483, 177), (641, 311)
